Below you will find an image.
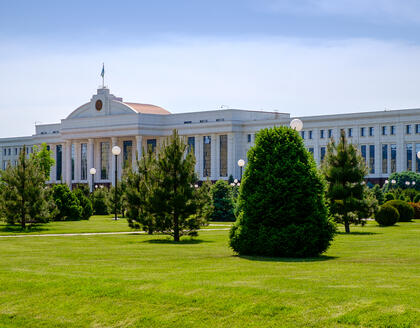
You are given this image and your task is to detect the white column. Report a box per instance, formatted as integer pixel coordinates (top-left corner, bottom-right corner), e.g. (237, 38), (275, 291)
(74, 142), (81, 182)
(0, 146), (3, 171)
(211, 134), (218, 180)
(87, 139), (94, 189)
(135, 135), (142, 163)
(374, 125), (380, 177)
(227, 133), (234, 179)
(111, 137), (117, 186)
(396, 124), (404, 173)
(413, 143), (417, 172)
(65, 141), (72, 188)
(95, 140), (102, 181)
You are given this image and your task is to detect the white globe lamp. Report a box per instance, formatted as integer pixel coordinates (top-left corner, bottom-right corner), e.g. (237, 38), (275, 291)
(290, 118), (303, 132)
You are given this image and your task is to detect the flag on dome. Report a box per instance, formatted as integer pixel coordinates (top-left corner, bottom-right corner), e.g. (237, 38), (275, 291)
(101, 64), (105, 78)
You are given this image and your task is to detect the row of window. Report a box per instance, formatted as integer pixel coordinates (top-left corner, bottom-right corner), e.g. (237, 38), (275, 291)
(184, 118), (225, 124)
(301, 124), (420, 140)
(308, 143), (420, 174)
(2, 146), (34, 156)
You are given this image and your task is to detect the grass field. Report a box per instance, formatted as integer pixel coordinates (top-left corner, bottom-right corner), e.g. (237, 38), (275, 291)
(0, 218), (419, 327)
(0, 216), (232, 236)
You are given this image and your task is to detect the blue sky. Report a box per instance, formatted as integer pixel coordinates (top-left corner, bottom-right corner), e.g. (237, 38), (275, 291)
(1, 0), (420, 137)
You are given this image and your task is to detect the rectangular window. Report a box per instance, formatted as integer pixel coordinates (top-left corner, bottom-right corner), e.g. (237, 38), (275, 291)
(301, 131), (305, 139)
(328, 129), (333, 138)
(14, 148), (17, 155)
(382, 126), (387, 135)
(220, 135), (228, 177)
(187, 137), (195, 154)
(56, 145), (62, 180)
(417, 144), (420, 172)
(203, 136), (211, 177)
(71, 144), (75, 180)
(391, 144), (397, 173)
(407, 144), (413, 171)
(3, 148), (6, 156)
(320, 147), (326, 162)
(360, 127), (365, 137)
(309, 131), (313, 139)
(369, 145), (375, 174)
(308, 147), (314, 157)
(123, 140), (133, 170)
(320, 130), (324, 139)
(147, 139), (156, 153)
(382, 144), (388, 174)
(361, 145), (367, 164)
(348, 128), (353, 137)
(390, 126), (395, 135)
(81, 143), (87, 180)
(406, 125), (412, 134)
(416, 124), (420, 134)
(369, 127), (374, 136)
(8, 148), (10, 156)
(100, 142), (110, 180)
(247, 134), (251, 143)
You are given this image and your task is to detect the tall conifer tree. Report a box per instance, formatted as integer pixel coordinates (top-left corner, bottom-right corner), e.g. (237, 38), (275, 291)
(0, 148), (50, 228)
(322, 130), (369, 233)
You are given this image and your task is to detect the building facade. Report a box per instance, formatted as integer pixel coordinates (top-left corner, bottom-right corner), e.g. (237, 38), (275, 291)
(1, 86), (420, 188)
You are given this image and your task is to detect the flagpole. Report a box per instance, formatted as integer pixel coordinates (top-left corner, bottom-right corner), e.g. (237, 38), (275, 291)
(102, 63), (104, 88)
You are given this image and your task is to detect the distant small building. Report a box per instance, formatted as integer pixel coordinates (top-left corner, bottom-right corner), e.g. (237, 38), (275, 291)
(1, 86), (420, 187)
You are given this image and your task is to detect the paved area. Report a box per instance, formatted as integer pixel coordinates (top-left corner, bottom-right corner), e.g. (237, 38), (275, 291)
(0, 228), (231, 238)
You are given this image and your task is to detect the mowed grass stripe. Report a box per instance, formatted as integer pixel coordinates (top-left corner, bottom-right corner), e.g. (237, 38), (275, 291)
(0, 221), (418, 327)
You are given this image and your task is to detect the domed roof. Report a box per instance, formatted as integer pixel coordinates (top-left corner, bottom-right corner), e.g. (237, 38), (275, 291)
(123, 102), (170, 115)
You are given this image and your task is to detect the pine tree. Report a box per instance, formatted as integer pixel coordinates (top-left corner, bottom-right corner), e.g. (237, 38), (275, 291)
(153, 129), (206, 241)
(322, 130), (369, 233)
(229, 126), (335, 257)
(0, 148), (50, 228)
(125, 148), (158, 234)
(210, 180), (235, 221)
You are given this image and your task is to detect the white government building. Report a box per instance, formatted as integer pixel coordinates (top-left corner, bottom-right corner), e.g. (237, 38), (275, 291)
(1, 86), (420, 189)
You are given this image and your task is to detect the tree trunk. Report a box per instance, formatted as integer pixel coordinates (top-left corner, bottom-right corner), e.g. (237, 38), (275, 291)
(344, 220), (350, 233)
(174, 213), (180, 242)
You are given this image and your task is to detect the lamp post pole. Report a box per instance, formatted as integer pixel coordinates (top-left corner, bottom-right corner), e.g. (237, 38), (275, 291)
(89, 168), (96, 193)
(112, 146), (121, 220)
(237, 159), (245, 181)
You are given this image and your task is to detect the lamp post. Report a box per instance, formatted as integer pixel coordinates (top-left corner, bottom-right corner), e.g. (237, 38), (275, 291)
(89, 168), (96, 193)
(237, 159), (245, 181)
(290, 118), (303, 132)
(112, 145), (121, 220)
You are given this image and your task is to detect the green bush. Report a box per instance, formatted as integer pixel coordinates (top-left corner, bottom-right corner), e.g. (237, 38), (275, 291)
(375, 204), (399, 226)
(384, 200), (414, 222)
(229, 126), (335, 257)
(51, 184), (83, 221)
(414, 194), (420, 203)
(210, 180), (235, 222)
(91, 188), (109, 215)
(73, 188), (93, 220)
(384, 193), (395, 202)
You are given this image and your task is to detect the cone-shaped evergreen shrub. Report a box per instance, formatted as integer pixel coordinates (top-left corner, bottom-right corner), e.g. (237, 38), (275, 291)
(229, 126), (335, 257)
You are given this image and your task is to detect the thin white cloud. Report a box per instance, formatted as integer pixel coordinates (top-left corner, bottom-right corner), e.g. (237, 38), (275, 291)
(1, 36), (420, 137)
(263, 0), (420, 24)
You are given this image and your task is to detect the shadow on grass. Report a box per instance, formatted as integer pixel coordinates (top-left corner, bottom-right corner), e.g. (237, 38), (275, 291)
(143, 238), (212, 245)
(337, 231), (380, 235)
(0, 224), (48, 234)
(237, 254), (338, 262)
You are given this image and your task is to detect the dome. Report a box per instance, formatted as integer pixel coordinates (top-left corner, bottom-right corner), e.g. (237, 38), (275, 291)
(123, 102), (170, 115)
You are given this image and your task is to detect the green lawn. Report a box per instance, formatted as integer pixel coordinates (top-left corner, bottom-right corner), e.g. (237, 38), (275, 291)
(0, 216), (232, 235)
(0, 220), (418, 327)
